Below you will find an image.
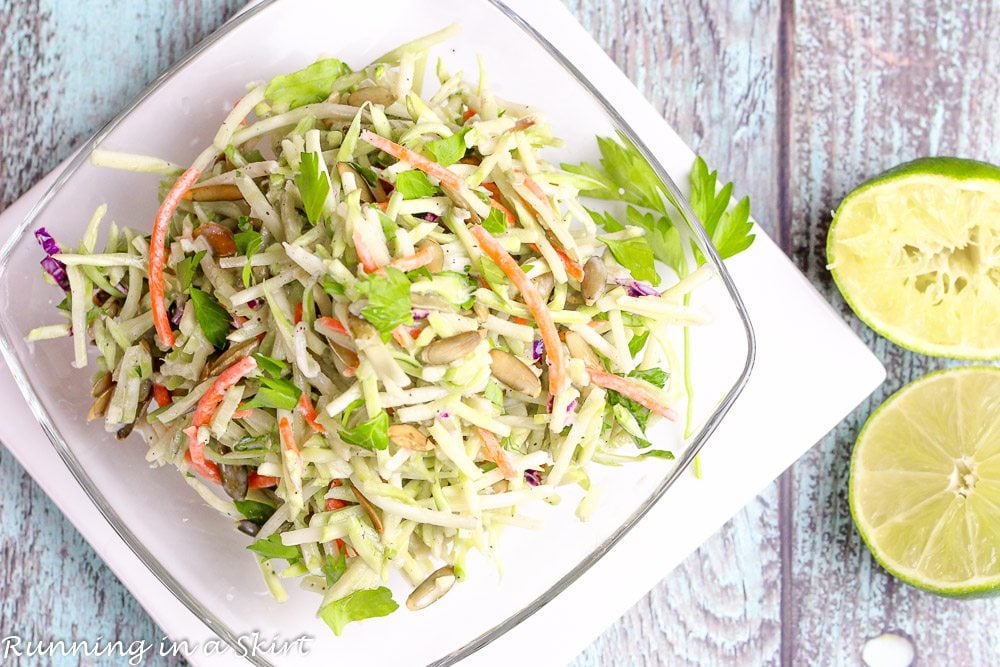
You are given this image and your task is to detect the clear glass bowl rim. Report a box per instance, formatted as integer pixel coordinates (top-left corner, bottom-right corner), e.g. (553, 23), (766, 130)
(0, 1), (756, 664)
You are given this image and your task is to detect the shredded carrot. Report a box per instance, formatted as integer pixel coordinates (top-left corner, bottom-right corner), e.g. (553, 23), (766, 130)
(184, 450), (277, 488)
(150, 167), (201, 347)
(523, 175), (549, 203)
(360, 129), (462, 191)
(151, 383), (172, 408)
(532, 242), (584, 282)
(386, 244), (436, 273)
(376, 201), (390, 212)
(316, 316), (349, 336)
(352, 227), (381, 273)
(483, 183), (502, 199)
(297, 392), (326, 433)
(512, 316), (530, 326)
(184, 450), (221, 483)
(513, 117), (536, 132)
(587, 367), (678, 421)
(232, 408), (254, 419)
(294, 302), (303, 324)
(470, 225), (564, 395)
(186, 356), (257, 466)
(249, 474), (280, 489)
(278, 415), (303, 467)
(391, 326), (412, 349)
(462, 107), (477, 122)
(325, 498), (348, 511)
(477, 427), (516, 480)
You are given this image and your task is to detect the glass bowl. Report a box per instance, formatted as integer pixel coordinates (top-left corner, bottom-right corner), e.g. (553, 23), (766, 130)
(0, 1), (755, 664)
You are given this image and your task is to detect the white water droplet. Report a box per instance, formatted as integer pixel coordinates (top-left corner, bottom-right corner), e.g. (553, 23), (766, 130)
(862, 633), (915, 667)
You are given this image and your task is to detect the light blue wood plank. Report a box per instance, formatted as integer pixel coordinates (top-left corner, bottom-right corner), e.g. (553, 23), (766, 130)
(788, 1), (1000, 665)
(0, 2), (245, 666)
(563, 0), (783, 664)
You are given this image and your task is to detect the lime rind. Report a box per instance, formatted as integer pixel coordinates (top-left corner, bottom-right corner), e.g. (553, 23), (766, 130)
(849, 366), (1000, 597)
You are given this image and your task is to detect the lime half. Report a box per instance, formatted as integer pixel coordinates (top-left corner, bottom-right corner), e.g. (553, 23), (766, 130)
(828, 157), (1000, 360)
(850, 366), (1000, 596)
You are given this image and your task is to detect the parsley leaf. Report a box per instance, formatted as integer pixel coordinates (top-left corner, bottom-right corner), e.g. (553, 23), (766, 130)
(689, 156), (755, 261)
(425, 129), (469, 167)
(339, 410), (389, 451)
(252, 353), (288, 379)
(235, 226), (262, 288)
(234, 499), (276, 524)
(394, 170), (439, 199)
(599, 234), (659, 285)
(295, 152), (331, 225)
(176, 251), (206, 291)
(323, 550), (347, 587)
(627, 329), (650, 357)
(188, 287), (231, 349)
(639, 449), (676, 460)
(607, 368), (669, 431)
(478, 257), (507, 293)
(357, 267), (412, 335)
(563, 133), (668, 214)
(482, 207), (507, 235)
(321, 275), (345, 296)
(567, 136), (755, 273)
(318, 587), (398, 636)
(247, 534), (301, 563)
(243, 376), (302, 410)
(264, 58), (351, 110)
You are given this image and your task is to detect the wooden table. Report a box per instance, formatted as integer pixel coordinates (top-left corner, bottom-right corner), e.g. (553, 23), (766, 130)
(1, 1), (998, 664)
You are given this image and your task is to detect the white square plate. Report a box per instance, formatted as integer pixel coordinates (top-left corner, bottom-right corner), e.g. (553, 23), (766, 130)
(0, 0), (884, 665)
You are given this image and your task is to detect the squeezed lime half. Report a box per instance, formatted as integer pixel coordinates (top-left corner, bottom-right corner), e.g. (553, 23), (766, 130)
(828, 157), (1000, 360)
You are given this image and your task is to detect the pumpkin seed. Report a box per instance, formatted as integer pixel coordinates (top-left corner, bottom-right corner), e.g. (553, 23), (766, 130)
(350, 485), (383, 535)
(220, 463), (249, 501)
(347, 86), (395, 107)
(207, 338), (261, 376)
(193, 222), (238, 257)
(421, 331), (482, 365)
(564, 330), (602, 368)
(489, 348), (541, 397)
(336, 162), (374, 203)
(534, 272), (554, 303)
(91, 371), (113, 397)
(416, 238), (445, 273)
(185, 184), (244, 202)
(348, 314), (377, 340)
(581, 257), (607, 304)
(473, 301), (490, 323)
(237, 520), (260, 536)
(87, 385), (114, 422)
(388, 424), (434, 451)
(406, 566), (456, 611)
(331, 342), (360, 374)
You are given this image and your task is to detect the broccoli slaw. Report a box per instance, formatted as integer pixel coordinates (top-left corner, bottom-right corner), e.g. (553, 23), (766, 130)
(29, 25), (719, 634)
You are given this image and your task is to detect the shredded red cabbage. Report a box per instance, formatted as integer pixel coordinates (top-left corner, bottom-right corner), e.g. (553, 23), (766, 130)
(616, 278), (660, 298)
(36, 228), (70, 291)
(531, 338), (544, 361)
(524, 469), (543, 486)
(168, 303), (184, 327)
(412, 308), (430, 320)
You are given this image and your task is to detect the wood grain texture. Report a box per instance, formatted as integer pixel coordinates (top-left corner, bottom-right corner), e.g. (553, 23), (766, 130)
(0, 2), (246, 666)
(3, 1), (1000, 666)
(787, 1), (1000, 665)
(564, 1), (783, 665)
